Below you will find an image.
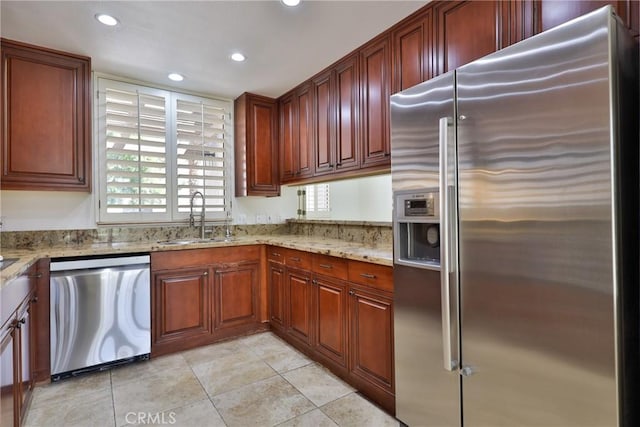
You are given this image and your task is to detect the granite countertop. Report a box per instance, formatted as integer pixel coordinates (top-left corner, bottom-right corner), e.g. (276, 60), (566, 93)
(0, 235), (392, 287)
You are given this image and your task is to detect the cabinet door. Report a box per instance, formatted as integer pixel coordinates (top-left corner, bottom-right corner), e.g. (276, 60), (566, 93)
(349, 286), (394, 393)
(334, 54), (360, 172)
(360, 35), (392, 168)
(536, 1), (635, 35)
(234, 93), (279, 196)
(435, 1), (508, 74)
(313, 276), (348, 369)
(152, 268), (211, 346)
(279, 92), (296, 183)
(0, 324), (17, 427)
(213, 262), (259, 330)
(287, 269), (313, 347)
(296, 83), (314, 179)
(1, 39), (91, 191)
(268, 262), (286, 332)
(392, 8), (433, 93)
(313, 70), (335, 176)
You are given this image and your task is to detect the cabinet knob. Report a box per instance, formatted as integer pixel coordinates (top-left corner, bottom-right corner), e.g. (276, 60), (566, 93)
(203, 271), (209, 276)
(312, 279), (318, 285)
(349, 290), (355, 296)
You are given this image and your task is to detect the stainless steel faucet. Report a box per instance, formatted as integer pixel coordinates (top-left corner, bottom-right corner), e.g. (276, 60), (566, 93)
(189, 191), (205, 239)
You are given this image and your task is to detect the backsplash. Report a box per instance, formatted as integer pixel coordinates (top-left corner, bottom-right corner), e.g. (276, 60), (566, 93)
(287, 219), (392, 246)
(0, 220), (392, 250)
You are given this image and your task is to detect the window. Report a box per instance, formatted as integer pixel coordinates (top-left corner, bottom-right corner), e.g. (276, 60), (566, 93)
(304, 183), (330, 218)
(96, 78), (231, 223)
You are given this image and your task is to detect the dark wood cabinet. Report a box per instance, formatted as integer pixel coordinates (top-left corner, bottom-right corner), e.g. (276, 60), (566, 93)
(266, 249), (395, 414)
(151, 246), (263, 356)
(268, 261), (286, 332)
(213, 261), (259, 330)
(0, 266), (37, 427)
(334, 54), (360, 173)
(535, 0), (638, 36)
(234, 92), (280, 196)
(312, 69), (335, 176)
(434, 1), (509, 74)
(349, 285), (394, 410)
(313, 275), (348, 370)
(153, 267), (211, 348)
(287, 268), (314, 347)
(0, 38), (91, 191)
(392, 7), (433, 93)
(279, 83), (314, 183)
(360, 35), (392, 168)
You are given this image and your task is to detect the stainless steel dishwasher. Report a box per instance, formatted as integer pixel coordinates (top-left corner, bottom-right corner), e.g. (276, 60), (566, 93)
(50, 254), (150, 381)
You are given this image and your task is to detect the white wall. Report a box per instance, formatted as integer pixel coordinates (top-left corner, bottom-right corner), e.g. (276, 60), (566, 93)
(0, 174), (391, 231)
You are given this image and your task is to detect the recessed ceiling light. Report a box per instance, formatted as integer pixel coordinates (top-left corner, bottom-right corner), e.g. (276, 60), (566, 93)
(231, 53), (246, 62)
(282, 0), (301, 6)
(95, 13), (119, 26)
(168, 73), (184, 82)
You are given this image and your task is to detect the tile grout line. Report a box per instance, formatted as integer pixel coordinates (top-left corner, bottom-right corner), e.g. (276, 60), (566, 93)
(109, 371), (117, 427)
(186, 352), (231, 427)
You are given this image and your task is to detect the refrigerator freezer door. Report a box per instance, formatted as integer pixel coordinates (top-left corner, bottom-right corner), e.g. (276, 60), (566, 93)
(392, 72), (460, 426)
(457, 8), (619, 426)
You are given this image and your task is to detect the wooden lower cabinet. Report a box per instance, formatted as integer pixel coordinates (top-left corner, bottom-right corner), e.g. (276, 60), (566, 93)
(348, 285), (394, 412)
(286, 268), (314, 347)
(268, 261), (286, 332)
(0, 265), (37, 427)
(153, 267), (211, 350)
(214, 262), (259, 330)
(268, 251), (395, 414)
(313, 276), (348, 372)
(151, 246), (264, 356)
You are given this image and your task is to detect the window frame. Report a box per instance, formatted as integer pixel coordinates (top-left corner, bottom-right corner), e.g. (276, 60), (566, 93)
(95, 76), (233, 225)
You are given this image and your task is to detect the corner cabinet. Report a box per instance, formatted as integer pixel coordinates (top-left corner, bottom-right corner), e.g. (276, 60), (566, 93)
(234, 93), (280, 197)
(151, 246), (264, 357)
(1, 38), (91, 191)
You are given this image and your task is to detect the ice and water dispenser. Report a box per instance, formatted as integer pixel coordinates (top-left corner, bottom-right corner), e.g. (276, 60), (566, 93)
(393, 189), (441, 269)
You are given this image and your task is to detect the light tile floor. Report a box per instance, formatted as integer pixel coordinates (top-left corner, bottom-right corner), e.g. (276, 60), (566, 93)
(25, 332), (400, 427)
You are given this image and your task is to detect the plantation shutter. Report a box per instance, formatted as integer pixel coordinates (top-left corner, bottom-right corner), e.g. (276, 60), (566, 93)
(174, 96), (229, 218)
(306, 183), (330, 215)
(100, 81), (170, 221)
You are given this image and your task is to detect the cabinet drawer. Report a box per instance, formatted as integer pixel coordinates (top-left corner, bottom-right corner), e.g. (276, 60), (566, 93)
(267, 246), (285, 264)
(312, 254), (348, 280)
(348, 260), (393, 292)
(283, 249), (312, 271)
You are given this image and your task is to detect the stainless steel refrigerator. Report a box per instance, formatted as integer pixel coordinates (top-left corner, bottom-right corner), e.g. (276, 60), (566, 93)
(391, 6), (638, 426)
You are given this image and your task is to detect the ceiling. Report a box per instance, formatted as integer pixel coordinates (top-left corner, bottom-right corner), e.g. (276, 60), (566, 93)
(1, 1), (428, 100)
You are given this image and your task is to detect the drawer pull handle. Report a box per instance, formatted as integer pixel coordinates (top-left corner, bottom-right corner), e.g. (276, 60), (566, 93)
(319, 264), (332, 269)
(290, 257), (301, 262)
(29, 273), (43, 279)
(272, 252), (281, 257)
(360, 273), (377, 279)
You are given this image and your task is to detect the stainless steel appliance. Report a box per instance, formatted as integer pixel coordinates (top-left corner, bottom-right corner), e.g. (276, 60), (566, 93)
(391, 6), (638, 426)
(50, 254), (151, 380)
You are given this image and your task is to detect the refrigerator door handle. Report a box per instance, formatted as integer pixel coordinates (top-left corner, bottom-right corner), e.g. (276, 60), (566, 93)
(439, 116), (456, 372)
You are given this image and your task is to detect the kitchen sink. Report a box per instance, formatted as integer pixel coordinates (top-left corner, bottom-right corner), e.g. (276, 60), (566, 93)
(156, 237), (234, 245)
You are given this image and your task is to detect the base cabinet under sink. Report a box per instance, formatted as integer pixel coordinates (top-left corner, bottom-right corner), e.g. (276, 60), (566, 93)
(150, 246), (265, 357)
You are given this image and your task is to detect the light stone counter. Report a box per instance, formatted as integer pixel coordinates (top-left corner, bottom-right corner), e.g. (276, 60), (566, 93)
(0, 235), (392, 287)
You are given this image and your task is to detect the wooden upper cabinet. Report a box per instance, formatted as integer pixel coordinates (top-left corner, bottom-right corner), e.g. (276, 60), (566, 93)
(279, 83), (313, 184)
(334, 54), (360, 173)
(234, 92), (280, 196)
(536, 1), (638, 36)
(312, 69), (335, 176)
(1, 39), (91, 191)
(392, 7), (433, 93)
(434, 1), (508, 74)
(360, 35), (392, 168)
